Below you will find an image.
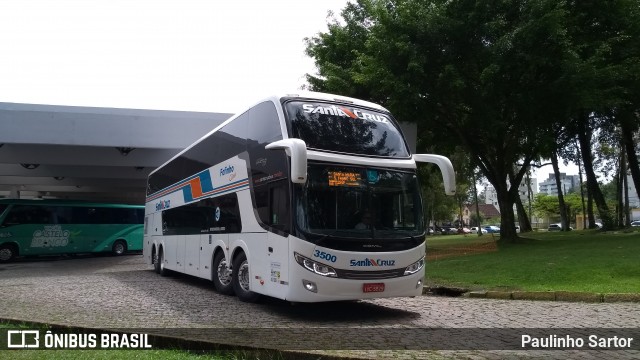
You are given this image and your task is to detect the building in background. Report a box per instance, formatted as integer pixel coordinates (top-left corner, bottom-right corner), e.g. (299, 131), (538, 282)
(538, 173), (580, 195)
(484, 177), (537, 207)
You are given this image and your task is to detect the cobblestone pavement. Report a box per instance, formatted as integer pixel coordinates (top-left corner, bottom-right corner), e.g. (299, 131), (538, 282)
(0, 255), (638, 359)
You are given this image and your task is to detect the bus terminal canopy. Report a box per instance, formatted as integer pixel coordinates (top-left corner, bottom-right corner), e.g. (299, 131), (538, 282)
(0, 102), (231, 204)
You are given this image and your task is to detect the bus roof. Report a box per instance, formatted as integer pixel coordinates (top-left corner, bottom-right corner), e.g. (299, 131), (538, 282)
(0, 199), (143, 208)
(148, 91), (392, 177)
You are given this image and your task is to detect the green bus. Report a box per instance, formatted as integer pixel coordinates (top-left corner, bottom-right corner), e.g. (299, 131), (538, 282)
(0, 199), (144, 262)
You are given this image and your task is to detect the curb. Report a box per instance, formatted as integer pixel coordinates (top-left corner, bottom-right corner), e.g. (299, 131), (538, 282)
(423, 286), (640, 303)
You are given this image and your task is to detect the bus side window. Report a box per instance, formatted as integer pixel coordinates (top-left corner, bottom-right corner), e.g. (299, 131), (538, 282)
(4, 205), (53, 225)
(53, 206), (72, 224)
(255, 181), (290, 233)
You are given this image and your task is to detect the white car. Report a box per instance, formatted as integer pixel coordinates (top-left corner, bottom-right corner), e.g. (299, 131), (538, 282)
(631, 221), (640, 227)
(470, 227), (488, 234)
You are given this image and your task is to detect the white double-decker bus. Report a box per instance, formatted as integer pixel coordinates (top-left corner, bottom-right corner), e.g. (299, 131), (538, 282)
(143, 92), (455, 302)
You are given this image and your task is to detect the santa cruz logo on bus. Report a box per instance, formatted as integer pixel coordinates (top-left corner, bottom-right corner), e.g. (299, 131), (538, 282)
(302, 104), (390, 124)
(349, 258), (396, 267)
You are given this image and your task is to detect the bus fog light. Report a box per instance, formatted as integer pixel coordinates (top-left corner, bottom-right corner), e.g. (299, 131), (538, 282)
(302, 280), (317, 293)
(416, 279), (423, 289)
(404, 256), (425, 275)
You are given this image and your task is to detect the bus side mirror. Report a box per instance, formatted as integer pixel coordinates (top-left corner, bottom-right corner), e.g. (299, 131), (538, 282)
(413, 154), (456, 195)
(265, 138), (308, 184)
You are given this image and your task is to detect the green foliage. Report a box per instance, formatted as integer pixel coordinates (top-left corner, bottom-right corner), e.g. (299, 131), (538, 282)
(305, 0), (640, 238)
(533, 193), (583, 220)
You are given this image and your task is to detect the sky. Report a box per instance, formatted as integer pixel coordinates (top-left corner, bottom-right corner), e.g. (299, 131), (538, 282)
(0, 0), (579, 182)
(0, 0), (348, 113)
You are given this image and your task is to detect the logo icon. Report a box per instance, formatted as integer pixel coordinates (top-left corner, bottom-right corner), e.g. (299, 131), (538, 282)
(7, 330), (40, 348)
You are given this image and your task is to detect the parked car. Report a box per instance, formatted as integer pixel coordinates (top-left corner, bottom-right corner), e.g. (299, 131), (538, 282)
(515, 225), (521, 233)
(548, 223), (573, 231)
(445, 227), (458, 235)
(548, 224), (561, 231)
(457, 227), (472, 234)
(470, 226), (488, 234)
(484, 225), (500, 233)
(631, 221), (640, 227)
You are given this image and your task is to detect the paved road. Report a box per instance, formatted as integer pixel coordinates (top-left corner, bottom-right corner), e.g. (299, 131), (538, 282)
(0, 255), (638, 359)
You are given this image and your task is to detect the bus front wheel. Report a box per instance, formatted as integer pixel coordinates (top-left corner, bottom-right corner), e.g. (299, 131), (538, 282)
(0, 244), (17, 263)
(112, 240), (127, 256)
(232, 252), (260, 302)
(212, 251), (234, 295)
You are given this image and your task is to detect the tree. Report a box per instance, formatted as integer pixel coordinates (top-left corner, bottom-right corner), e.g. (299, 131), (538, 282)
(306, 0), (577, 242)
(533, 193), (582, 223)
(561, 0), (640, 230)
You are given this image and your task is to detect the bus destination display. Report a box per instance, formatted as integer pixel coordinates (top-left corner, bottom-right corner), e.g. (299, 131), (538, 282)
(328, 171), (362, 187)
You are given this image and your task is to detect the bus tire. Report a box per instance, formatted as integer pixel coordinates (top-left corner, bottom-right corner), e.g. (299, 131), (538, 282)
(153, 247), (161, 274)
(212, 251), (234, 295)
(158, 248), (169, 277)
(232, 252), (260, 302)
(112, 240), (127, 256)
(0, 244), (17, 263)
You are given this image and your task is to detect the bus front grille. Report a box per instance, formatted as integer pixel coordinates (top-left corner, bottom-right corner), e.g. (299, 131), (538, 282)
(336, 268), (406, 280)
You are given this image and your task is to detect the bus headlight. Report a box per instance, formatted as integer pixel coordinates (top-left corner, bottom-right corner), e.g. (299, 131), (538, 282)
(294, 252), (337, 277)
(404, 256), (425, 275)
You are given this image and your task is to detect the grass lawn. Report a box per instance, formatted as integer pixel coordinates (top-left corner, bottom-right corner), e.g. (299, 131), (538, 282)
(425, 229), (640, 293)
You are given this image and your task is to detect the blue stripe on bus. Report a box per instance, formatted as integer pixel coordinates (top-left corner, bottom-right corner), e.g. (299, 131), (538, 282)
(146, 175), (249, 204)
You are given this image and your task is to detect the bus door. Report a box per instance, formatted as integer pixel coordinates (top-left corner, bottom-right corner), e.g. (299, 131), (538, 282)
(264, 231), (289, 297)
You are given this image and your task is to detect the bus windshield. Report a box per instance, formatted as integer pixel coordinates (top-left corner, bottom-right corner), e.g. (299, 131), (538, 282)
(285, 101), (409, 157)
(296, 164), (424, 241)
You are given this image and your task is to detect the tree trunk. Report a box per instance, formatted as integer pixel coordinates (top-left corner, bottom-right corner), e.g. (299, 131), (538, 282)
(624, 156), (631, 227)
(472, 172), (483, 236)
(509, 168), (532, 232)
(577, 115), (615, 230)
(551, 149), (570, 231)
(617, 152), (624, 227)
(494, 182), (519, 241)
(526, 172), (535, 229)
(587, 184), (595, 228)
(620, 111), (640, 220)
(575, 139), (587, 229)
(515, 195), (532, 232)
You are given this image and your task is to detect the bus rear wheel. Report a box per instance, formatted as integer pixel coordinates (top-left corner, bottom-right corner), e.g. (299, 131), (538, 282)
(212, 251), (234, 295)
(112, 240), (127, 256)
(232, 252), (260, 303)
(153, 248), (160, 274)
(157, 249), (169, 277)
(0, 244), (17, 263)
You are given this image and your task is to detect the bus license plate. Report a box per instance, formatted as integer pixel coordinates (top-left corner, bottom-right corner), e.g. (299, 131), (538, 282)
(363, 283), (385, 293)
